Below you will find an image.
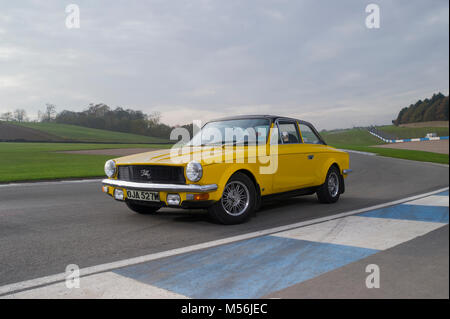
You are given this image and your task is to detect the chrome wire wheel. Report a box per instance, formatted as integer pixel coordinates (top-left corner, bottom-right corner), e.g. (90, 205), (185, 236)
(221, 181), (250, 216)
(328, 172), (340, 197)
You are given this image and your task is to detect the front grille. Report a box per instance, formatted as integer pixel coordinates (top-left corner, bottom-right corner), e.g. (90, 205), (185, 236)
(117, 165), (185, 184)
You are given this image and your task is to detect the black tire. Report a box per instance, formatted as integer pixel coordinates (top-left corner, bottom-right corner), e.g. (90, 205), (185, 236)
(316, 166), (341, 204)
(126, 201), (161, 215)
(208, 172), (257, 225)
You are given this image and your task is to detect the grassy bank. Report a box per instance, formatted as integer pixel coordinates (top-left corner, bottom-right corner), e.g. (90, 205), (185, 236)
(322, 129), (449, 164)
(8, 122), (170, 143)
(0, 143), (171, 183)
(376, 125), (449, 139)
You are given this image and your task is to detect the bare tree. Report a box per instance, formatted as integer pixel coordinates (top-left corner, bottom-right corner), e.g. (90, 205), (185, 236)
(41, 103), (57, 122)
(147, 111), (161, 126)
(14, 109), (27, 122)
(0, 112), (13, 122)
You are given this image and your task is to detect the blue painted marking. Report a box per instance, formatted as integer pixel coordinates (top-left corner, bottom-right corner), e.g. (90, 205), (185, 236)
(113, 236), (378, 299)
(359, 204), (448, 223)
(404, 138), (411, 142)
(441, 136), (449, 140)
(436, 191), (449, 196)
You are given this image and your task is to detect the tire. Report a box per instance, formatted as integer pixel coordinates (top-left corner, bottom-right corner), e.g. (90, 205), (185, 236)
(316, 166), (341, 204)
(126, 201), (161, 215)
(208, 172), (257, 225)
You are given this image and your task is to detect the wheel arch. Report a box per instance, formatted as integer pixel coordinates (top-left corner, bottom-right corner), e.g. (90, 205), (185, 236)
(322, 161), (345, 194)
(219, 167), (262, 211)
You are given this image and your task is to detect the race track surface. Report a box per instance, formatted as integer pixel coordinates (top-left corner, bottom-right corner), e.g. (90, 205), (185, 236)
(0, 153), (448, 289)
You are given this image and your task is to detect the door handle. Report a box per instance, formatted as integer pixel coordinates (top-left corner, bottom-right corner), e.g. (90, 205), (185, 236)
(307, 155), (314, 160)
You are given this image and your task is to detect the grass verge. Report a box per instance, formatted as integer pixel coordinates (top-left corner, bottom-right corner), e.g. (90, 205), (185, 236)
(322, 129), (448, 164)
(332, 143), (449, 164)
(0, 143), (171, 183)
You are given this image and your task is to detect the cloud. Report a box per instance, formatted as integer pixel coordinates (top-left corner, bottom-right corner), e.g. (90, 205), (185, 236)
(0, 0), (448, 129)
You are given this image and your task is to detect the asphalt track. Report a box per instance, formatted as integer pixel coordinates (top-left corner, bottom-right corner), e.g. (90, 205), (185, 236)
(0, 153), (448, 294)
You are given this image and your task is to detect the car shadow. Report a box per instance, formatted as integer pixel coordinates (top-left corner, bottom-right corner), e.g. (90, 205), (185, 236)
(137, 195), (322, 225)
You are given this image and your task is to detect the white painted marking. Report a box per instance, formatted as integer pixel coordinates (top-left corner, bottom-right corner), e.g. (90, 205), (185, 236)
(406, 195), (449, 207)
(0, 187), (448, 296)
(2, 272), (187, 299)
(339, 149), (376, 156)
(272, 216), (445, 250)
(0, 179), (102, 188)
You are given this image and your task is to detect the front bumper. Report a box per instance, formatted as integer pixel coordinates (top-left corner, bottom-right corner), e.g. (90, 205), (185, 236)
(101, 179), (218, 193)
(102, 179), (219, 208)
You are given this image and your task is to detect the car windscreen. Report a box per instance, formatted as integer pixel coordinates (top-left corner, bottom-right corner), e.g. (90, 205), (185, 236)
(188, 118), (271, 146)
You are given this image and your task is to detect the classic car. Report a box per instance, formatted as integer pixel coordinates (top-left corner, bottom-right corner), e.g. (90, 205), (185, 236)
(102, 115), (351, 224)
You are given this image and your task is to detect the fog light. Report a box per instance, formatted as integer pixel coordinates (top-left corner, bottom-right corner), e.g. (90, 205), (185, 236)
(114, 189), (124, 200)
(167, 193), (181, 206)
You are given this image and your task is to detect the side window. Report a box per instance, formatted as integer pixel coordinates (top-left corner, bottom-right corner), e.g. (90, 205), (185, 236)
(277, 122), (301, 144)
(299, 124), (321, 144)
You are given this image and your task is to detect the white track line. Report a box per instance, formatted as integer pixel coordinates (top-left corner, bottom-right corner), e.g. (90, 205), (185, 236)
(339, 149), (376, 156)
(406, 195), (449, 207)
(273, 216), (445, 250)
(0, 179), (102, 188)
(0, 186), (448, 296)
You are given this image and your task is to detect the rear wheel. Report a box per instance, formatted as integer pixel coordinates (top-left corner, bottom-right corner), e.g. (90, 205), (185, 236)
(208, 173), (256, 225)
(126, 201), (161, 215)
(316, 166), (341, 203)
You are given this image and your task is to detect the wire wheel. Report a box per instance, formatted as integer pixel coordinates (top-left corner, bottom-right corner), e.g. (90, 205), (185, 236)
(221, 181), (250, 216)
(328, 172), (340, 197)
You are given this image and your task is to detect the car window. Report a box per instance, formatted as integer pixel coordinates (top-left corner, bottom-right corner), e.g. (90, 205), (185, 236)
(277, 122), (301, 144)
(188, 118), (271, 146)
(299, 124), (321, 144)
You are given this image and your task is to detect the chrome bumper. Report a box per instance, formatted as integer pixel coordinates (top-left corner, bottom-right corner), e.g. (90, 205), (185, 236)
(343, 169), (353, 175)
(102, 179), (218, 193)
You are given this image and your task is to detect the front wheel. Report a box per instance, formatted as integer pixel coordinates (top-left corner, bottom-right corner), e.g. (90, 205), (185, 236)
(316, 166), (342, 203)
(126, 201), (161, 215)
(208, 173), (257, 225)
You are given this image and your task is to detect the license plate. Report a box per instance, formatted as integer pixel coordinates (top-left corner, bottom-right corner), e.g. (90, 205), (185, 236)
(126, 190), (160, 202)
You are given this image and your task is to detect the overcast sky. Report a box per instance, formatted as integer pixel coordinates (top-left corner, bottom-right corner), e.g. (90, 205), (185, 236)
(0, 0), (448, 129)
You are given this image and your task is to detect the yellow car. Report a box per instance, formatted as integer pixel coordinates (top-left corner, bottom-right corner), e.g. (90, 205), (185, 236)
(102, 115), (351, 224)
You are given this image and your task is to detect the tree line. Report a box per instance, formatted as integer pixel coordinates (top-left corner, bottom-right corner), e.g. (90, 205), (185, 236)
(392, 92), (449, 125)
(0, 103), (196, 139)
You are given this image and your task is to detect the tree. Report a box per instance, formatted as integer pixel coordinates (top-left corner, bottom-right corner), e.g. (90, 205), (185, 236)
(392, 93), (449, 125)
(13, 109), (27, 122)
(41, 103), (57, 122)
(0, 112), (13, 122)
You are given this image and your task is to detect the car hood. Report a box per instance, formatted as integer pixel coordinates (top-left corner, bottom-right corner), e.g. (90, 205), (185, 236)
(113, 146), (260, 166)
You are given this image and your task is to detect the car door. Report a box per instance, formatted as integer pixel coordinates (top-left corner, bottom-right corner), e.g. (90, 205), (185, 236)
(271, 120), (313, 192)
(297, 122), (328, 186)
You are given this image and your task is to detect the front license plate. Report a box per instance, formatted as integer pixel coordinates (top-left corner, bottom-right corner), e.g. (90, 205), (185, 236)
(126, 190), (160, 202)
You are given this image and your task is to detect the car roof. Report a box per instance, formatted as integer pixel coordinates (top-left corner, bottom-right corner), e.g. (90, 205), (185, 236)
(208, 114), (312, 125)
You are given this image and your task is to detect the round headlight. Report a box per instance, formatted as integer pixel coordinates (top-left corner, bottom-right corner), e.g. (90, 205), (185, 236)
(104, 160), (116, 178)
(186, 161), (203, 182)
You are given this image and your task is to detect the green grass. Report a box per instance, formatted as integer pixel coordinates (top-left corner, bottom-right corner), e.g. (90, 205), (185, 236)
(322, 129), (449, 164)
(0, 143), (171, 182)
(331, 143), (449, 164)
(376, 125), (449, 139)
(321, 128), (383, 146)
(12, 122), (170, 143)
